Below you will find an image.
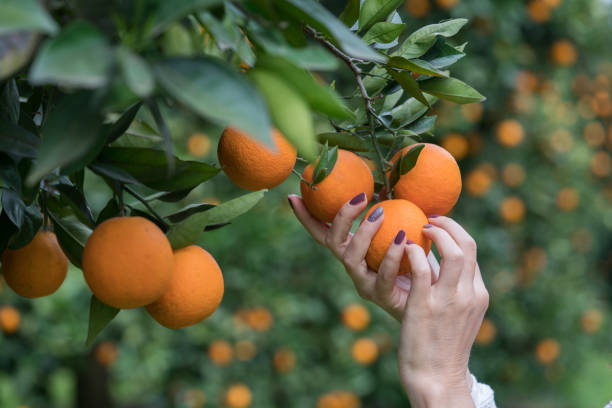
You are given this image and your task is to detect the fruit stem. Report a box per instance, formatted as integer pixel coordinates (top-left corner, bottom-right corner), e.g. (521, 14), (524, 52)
(291, 168), (317, 190)
(123, 185), (170, 229)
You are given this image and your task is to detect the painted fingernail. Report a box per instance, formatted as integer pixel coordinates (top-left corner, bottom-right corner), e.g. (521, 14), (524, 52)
(367, 206), (383, 222)
(350, 192), (366, 205)
(287, 197), (294, 210)
(406, 239), (415, 245)
(394, 230), (406, 245)
(428, 214), (441, 218)
(423, 224), (433, 229)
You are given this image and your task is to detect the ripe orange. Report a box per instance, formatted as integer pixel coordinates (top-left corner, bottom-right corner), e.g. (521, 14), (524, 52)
(317, 391), (361, 408)
(556, 188), (579, 211)
(405, 0), (430, 17)
(235, 340), (257, 361)
(224, 383), (252, 408)
(218, 126), (296, 191)
(82, 217), (173, 309)
(351, 338), (379, 365)
(496, 120), (524, 147)
(441, 133), (469, 161)
(390, 143), (462, 216)
(362, 200), (431, 275)
(527, 0), (550, 23)
(434, 0), (459, 9)
(475, 319), (497, 345)
(245, 307), (273, 331)
(341, 303), (370, 331)
(501, 163), (526, 187)
(273, 348), (296, 373)
(499, 196), (526, 223)
(0, 306), (20, 334)
(581, 309), (603, 334)
(146, 245), (224, 329)
(550, 40), (577, 66)
(465, 167), (494, 197)
(1, 230), (68, 298)
(535, 338), (560, 364)
(95, 341), (119, 367)
(208, 340), (233, 366)
(590, 151), (611, 177)
(187, 132), (211, 157)
(301, 149), (374, 223)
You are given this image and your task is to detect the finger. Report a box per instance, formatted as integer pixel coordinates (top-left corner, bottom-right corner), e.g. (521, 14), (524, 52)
(427, 251), (440, 282)
(428, 216), (477, 284)
(327, 192), (369, 256)
(405, 243), (431, 303)
(422, 224), (464, 291)
(288, 195), (329, 245)
(342, 205), (384, 270)
(375, 230), (406, 299)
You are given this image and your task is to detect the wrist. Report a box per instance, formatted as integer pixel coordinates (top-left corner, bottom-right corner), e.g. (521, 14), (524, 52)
(403, 375), (473, 408)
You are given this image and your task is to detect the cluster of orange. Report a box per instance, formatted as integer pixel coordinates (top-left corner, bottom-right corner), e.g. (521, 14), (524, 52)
(233, 307), (274, 332)
(208, 338), (297, 373)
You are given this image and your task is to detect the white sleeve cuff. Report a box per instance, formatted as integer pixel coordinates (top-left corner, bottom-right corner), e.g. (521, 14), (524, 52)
(470, 374), (497, 408)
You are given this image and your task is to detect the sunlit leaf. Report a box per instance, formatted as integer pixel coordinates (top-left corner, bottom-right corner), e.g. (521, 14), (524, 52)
(86, 295), (119, 346)
(420, 77), (485, 104)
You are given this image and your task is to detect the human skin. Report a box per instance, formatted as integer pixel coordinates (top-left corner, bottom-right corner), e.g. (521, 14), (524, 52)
(288, 193), (489, 407)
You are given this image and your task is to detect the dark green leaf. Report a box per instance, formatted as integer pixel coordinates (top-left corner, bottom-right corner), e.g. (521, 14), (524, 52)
(165, 203), (215, 223)
(0, 120), (40, 158)
(26, 92), (103, 185)
(363, 22), (404, 45)
(0, 154), (21, 192)
(420, 77), (485, 104)
(96, 197), (119, 225)
(1, 187), (42, 249)
(312, 143), (338, 185)
(29, 22), (112, 88)
(55, 183), (95, 228)
(86, 295), (120, 346)
(317, 132), (371, 152)
(394, 19), (468, 59)
(152, 188), (193, 202)
(147, 0), (224, 37)
(70, 169), (84, 192)
(88, 162), (140, 185)
(117, 47), (154, 98)
(97, 147), (219, 191)
(387, 56), (448, 77)
(278, 0), (386, 63)
(0, 0), (58, 35)
(405, 114), (436, 135)
(0, 211), (18, 253)
(422, 40), (465, 69)
(166, 190), (266, 249)
(48, 213), (91, 268)
(388, 69), (430, 107)
(105, 102), (143, 144)
(128, 207), (167, 232)
(338, 0), (360, 27)
(154, 56), (272, 146)
(0, 79), (20, 123)
(161, 23), (193, 56)
(358, 0), (403, 33)
(390, 143), (424, 187)
(389, 94), (437, 128)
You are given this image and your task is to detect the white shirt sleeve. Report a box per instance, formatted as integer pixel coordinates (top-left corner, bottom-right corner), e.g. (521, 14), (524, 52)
(470, 374), (497, 408)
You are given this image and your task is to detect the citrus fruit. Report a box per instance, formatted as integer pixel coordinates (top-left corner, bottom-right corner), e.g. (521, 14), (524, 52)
(301, 149), (374, 223)
(82, 216), (173, 309)
(1, 230), (68, 298)
(218, 126), (296, 191)
(342, 303), (370, 331)
(351, 338), (379, 365)
(146, 245), (224, 329)
(390, 143), (462, 216)
(0, 306), (20, 334)
(208, 340), (233, 366)
(224, 383), (252, 408)
(362, 200), (431, 275)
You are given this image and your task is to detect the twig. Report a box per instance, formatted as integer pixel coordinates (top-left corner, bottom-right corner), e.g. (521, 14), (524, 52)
(292, 168), (316, 190)
(123, 185), (170, 229)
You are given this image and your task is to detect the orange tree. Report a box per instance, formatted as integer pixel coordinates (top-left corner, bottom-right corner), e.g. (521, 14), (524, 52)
(0, 0), (483, 344)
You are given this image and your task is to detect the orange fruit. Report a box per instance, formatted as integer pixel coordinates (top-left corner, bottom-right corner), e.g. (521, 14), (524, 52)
(441, 133), (469, 161)
(224, 383), (252, 408)
(501, 163), (526, 187)
(434, 0), (459, 9)
(351, 338), (379, 365)
(405, 0), (430, 17)
(82, 217), (173, 309)
(549, 129), (573, 153)
(235, 340), (257, 361)
(187, 132), (211, 157)
(390, 143), (462, 215)
(550, 40), (577, 66)
(146, 245), (223, 329)
(342, 303), (370, 331)
(590, 151), (611, 177)
(0, 306), (20, 334)
(95, 341), (119, 367)
(496, 120), (525, 147)
(527, 0), (550, 23)
(535, 338), (560, 364)
(273, 348), (296, 373)
(246, 307), (273, 331)
(208, 340), (233, 366)
(460, 102), (484, 123)
(317, 391), (361, 408)
(556, 188), (579, 211)
(581, 309), (603, 334)
(362, 200), (431, 275)
(1, 230), (68, 298)
(499, 196), (526, 223)
(475, 319), (497, 345)
(465, 167), (494, 197)
(218, 126), (296, 191)
(301, 149), (374, 223)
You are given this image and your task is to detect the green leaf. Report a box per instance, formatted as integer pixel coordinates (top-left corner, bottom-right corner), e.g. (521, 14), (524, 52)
(165, 203), (216, 223)
(420, 77), (485, 104)
(147, 0), (224, 37)
(388, 69), (430, 107)
(248, 68), (316, 161)
(0, 120), (40, 158)
(338, 0), (360, 27)
(278, 0), (386, 63)
(47, 213), (91, 268)
(97, 147), (219, 191)
(390, 143), (424, 187)
(363, 22), (404, 45)
(387, 56), (448, 77)
(0, 32), (39, 80)
(198, 11), (255, 66)
(96, 197), (119, 225)
(317, 132), (371, 152)
(117, 48), (154, 98)
(422, 40), (465, 69)
(0, 0), (58, 35)
(358, 0), (403, 33)
(312, 144), (338, 185)
(105, 102), (143, 144)
(394, 19), (468, 59)
(0, 80), (20, 123)
(255, 55), (353, 120)
(86, 295), (120, 346)
(405, 114), (436, 135)
(26, 92), (103, 185)
(55, 183), (95, 228)
(29, 22), (112, 88)
(154, 56), (272, 147)
(0, 154), (21, 192)
(390, 94), (438, 128)
(166, 190), (266, 249)
(1, 187), (42, 249)
(88, 162), (140, 185)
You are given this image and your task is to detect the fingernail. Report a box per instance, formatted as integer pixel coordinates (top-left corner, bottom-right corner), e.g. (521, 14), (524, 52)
(367, 206), (383, 222)
(394, 230), (406, 245)
(423, 224), (433, 229)
(287, 197), (294, 210)
(406, 239), (415, 245)
(428, 214), (441, 218)
(350, 192), (366, 205)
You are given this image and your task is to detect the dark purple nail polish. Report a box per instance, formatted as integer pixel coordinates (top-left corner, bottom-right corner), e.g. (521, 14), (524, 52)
(423, 224), (433, 229)
(367, 206), (383, 222)
(428, 214), (441, 218)
(394, 230), (405, 245)
(287, 197), (294, 210)
(350, 192), (366, 205)
(406, 239), (415, 245)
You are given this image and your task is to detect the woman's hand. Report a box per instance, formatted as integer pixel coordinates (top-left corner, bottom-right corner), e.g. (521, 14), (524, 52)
(399, 216), (489, 407)
(288, 192), (429, 321)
